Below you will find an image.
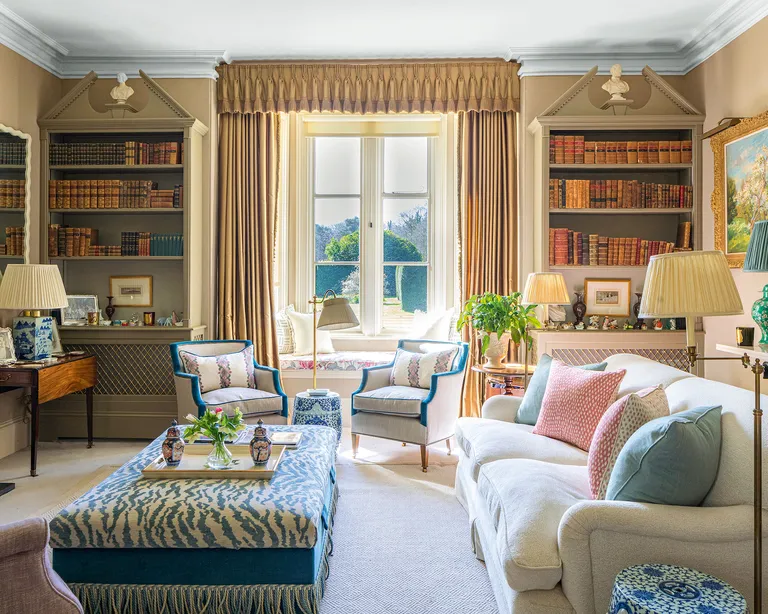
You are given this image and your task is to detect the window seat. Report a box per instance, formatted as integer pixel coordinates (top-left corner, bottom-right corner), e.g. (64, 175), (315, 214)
(280, 351), (395, 372)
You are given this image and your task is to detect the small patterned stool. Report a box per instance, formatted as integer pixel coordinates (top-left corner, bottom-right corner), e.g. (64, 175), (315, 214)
(610, 564), (747, 614)
(292, 392), (342, 443)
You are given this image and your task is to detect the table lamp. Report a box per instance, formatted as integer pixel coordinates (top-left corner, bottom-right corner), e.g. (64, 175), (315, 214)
(640, 251), (764, 613)
(522, 272), (570, 387)
(308, 290), (359, 394)
(0, 264), (68, 360)
(744, 220), (768, 344)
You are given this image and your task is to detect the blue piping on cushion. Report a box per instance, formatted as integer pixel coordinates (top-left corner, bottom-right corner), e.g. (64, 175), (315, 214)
(169, 340), (288, 418)
(420, 341), (469, 427)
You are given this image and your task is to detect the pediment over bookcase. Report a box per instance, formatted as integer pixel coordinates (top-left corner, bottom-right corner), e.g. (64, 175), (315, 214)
(39, 70), (207, 134)
(538, 65), (702, 119)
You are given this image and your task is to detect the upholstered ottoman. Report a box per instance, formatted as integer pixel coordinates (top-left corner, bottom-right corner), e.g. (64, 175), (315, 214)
(49, 425), (338, 614)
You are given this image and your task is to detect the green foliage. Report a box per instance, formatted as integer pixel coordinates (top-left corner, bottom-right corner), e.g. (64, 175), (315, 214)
(457, 292), (541, 354)
(396, 266), (427, 313)
(184, 407), (245, 445)
(727, 218), (752, 254)
(316, 265), (355, 296)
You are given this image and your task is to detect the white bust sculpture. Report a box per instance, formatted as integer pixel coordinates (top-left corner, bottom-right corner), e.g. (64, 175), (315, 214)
(602, 64), (630, 101)
(110, 73), (134, 105)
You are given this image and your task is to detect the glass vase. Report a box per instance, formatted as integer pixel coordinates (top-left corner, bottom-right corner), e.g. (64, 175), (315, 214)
(206, 440), (234, 470)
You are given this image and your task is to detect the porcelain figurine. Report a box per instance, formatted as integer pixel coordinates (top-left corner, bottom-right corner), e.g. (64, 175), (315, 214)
(602, 64), (630, 101)
(641, 321), (648, 330)
(249, 419), (272, 466)
(587, 315), (600, 330)
(546, 319), (559, 330)
(161, 419), (185, 467)
(572, 292), (587, 325)
(575, 321), (586, 330)
(668, 318), (677, 330)
(602, 317), (619, 330)
(623, 321), (634, 330)
(561, 321), (574, 330)
(653, 318), (664, 331)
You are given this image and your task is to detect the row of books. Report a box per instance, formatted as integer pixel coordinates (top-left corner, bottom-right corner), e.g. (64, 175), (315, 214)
(49, 180), (183, 209)
(49, 141), (183, 165)
(121, 232), (183, 256)
(549, 179), (694, 209)
(48, 226), (99, 257)
(549, 228), (680, 266)
(88, 246), (122, 256)
(3, 227), (24, 255)
(677, 222), (692, 250)
(0, 180), (25, 209)
(549, 136), (693, 164)
(0, 143), (25, 166)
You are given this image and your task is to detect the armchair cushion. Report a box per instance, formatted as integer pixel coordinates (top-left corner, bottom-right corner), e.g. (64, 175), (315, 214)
(354, 385), (429, 417)
(390, 346), (459, 389)
(178, 345), (256, 393)
(455, 417), (588, 481)
(201, 387), (283, 417)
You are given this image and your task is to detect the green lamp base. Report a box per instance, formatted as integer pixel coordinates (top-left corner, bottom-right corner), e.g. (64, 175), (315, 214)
(752, 284), (768, 345)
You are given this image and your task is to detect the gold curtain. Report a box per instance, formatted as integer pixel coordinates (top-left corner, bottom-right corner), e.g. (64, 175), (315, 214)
(458, 110), (518, 417)
(217, 112), (282, 368)
(217, 61), (519, 115)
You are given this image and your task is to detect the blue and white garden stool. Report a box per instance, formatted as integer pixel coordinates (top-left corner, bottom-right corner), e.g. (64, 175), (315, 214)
(610, 564), (746, 614)
(292, 392), (342, 443)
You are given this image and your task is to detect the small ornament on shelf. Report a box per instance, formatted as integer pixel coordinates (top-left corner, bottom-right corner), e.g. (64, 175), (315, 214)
(633, 293), (644, 330)
(561, 321), (575, 330)
(573, 292), (587, 325)
(602, 317), (619, 330)
(653, 318), (664, 331)
(587, 315), (600, 330)
(668, 318), (677, 330)
(623, 320), (634, 330)
(546, 320), (559, 330)
(575, 321), (586, 330)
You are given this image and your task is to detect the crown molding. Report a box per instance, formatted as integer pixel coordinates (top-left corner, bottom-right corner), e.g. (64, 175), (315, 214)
(59, 51), (230, 80)
(0, 3), (66, 75)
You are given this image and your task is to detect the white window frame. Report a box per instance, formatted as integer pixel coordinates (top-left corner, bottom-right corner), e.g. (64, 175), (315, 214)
(278, 113), (458, 342)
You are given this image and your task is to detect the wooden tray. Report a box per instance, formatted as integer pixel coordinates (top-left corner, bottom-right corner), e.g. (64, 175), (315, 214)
(141, 445), (286, 480)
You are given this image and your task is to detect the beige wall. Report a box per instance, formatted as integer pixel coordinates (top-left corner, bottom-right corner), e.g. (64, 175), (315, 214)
(681, 16), (768, 389)
(0, 44), (62, 458)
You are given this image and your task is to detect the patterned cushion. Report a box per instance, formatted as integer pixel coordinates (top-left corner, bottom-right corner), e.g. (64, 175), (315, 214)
(179, 345), (256, 393)
(587, 386), (669, 499)
(533, 360), (626, 451)
(276, 305), (296, 355)
(390, 346), (459, 390)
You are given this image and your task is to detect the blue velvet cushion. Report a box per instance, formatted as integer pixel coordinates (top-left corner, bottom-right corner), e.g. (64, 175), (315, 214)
(516, 354), (607, 425)
(606, 405), (722, 505)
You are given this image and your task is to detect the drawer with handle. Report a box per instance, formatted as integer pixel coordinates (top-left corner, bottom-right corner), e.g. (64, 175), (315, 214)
(0, 370), (34, 387)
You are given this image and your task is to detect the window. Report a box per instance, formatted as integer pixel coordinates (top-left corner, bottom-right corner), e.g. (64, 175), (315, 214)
(284, 115), (457, 339)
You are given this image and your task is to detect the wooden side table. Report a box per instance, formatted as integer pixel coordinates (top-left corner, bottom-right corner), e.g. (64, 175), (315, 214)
(0, 354), (97, 477)
(472, 363), (536, 403)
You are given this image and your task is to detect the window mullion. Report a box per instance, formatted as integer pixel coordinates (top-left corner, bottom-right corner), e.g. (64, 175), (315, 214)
(360, 137), (380, 336)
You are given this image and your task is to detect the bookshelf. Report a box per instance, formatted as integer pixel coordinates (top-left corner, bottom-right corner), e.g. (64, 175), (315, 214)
(37, 71), (208, 439)
(0, 129), (29, 266)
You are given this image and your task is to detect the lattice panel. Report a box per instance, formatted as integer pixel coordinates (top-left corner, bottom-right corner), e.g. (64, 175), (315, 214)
(551, 348), (691, 371)
(63, 344), (175, 396)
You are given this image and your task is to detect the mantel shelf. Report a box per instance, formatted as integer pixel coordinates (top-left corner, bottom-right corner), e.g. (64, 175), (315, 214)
(549, 208), (692, 215)
(52, 256), (183, 261)
(50, 208), (183, 214)
(550, 163), (692, 170)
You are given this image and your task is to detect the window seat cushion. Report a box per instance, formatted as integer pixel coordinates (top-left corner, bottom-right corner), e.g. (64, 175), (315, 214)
(280, 351), (395, 372)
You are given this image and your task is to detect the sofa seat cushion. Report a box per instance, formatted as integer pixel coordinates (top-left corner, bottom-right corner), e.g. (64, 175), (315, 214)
(353, 386), (430, 417)
(455, 417), (588, 481)
(201, 387), (283, 417)
(477, 458), (591, 592)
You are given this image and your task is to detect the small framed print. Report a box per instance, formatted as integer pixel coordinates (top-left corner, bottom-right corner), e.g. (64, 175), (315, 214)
(584, 278), (631, 317)
(0, 327), (15, 364)
(63, 295), (99, 324)
(110, 275), (153, 307)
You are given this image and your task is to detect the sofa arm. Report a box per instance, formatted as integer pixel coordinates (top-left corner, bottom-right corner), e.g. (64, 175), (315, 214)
(481, 395), (523, 423)
(254, 364), (289, 417)
(352, 365), (394, 396)
(174, 372), (204, 418)
(423, 369), (465, 433)
(558, 500), (758, 614)
(0, 517), (48, 559)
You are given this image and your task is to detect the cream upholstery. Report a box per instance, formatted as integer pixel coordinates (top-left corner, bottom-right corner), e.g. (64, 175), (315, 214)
(354, 386), (430, 417)
(456, 353), (768, 614)
(201, 387), (283, 417)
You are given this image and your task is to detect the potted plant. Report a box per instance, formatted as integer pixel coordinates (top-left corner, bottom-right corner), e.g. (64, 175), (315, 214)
(457, 292), (541, 368)
(184, 407), (246, 470)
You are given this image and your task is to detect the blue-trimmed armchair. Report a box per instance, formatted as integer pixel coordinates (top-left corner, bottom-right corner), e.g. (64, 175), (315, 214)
(351, 339), (469, 472)
(170, 340), (288, 424)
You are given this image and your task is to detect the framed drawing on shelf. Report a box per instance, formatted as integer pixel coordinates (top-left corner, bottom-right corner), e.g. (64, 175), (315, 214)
(63, 295), (98, 324)
(110, 275), (153, 307)
(711, 108), (768, 267)
(0, 327), (15, 364)
(584, 278), (631, 317)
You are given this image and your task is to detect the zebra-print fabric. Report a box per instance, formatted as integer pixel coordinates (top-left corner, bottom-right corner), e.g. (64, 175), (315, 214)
(49, 425), (338, 550)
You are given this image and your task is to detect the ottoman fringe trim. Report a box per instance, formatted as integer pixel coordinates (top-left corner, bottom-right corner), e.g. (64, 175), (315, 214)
(69, 484), (338, 614)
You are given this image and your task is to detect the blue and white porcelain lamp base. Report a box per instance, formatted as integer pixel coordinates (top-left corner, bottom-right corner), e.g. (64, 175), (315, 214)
(13, 312), (54, 360)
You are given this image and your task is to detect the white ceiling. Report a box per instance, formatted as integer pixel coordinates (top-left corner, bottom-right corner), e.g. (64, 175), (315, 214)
(0, 0), (765, 77)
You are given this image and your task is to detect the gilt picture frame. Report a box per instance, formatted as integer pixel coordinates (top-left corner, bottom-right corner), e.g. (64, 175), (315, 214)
(711, 108), (768, 268)
(110, 275), (153, 307)
(584, 278), (631, 317)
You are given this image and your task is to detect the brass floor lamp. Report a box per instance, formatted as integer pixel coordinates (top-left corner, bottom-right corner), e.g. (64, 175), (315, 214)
(640, 250), (763, 613)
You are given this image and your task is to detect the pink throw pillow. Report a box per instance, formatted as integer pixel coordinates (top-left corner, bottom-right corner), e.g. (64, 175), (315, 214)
(587, 386), (669, 499)
(533, 360), (626, 451)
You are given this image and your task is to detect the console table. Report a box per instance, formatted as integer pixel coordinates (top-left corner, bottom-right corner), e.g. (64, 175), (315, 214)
(0, 354), (97, 477)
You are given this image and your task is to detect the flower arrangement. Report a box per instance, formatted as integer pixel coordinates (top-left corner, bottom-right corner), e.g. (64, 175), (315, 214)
(184, 407), (245, 469)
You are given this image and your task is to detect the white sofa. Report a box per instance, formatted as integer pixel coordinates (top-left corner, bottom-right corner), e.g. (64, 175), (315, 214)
(454, 354), (768, 614)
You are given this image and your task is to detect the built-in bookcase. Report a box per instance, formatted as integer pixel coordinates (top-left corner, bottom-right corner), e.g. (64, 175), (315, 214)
(0, 131), (28, 268)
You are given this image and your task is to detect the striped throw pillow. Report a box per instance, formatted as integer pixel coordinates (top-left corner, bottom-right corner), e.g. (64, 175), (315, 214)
(390, 347), (459, 390)
(276, 305), (295, 355)
(179, 345), (256, 393)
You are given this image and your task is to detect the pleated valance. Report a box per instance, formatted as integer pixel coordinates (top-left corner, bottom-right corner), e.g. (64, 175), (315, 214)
(217, 60), (519, 115)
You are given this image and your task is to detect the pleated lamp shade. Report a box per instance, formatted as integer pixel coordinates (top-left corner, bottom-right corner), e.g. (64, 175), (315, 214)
(0, 264), (68, 310)
(317, 297), (359, 330)
(522, 272), (570, 305)
(744, 220), (768, 272)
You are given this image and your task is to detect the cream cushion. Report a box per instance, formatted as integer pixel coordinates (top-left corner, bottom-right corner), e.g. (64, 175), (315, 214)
(353, 385), (429, 417)
(477, 458), (591, 592)
(603, 353), (694, 396)
(201, 387), (283, 417)
(285, 310), (335, 355)
(454, 417), (588, 481)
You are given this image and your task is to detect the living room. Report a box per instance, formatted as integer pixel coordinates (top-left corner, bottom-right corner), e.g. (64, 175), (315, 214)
(0, 1), (767, 613)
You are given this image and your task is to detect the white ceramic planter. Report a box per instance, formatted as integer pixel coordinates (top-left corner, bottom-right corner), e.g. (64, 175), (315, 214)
(482, 332), (510, 368)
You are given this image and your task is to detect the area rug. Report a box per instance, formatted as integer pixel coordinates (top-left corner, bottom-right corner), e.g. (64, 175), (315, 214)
(35, 464), (120, 522)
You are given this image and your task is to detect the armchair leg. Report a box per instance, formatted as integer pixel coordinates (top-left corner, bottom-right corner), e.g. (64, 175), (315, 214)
(420, 445), (428, 473)
(445, 439), (452, 455)
(352, 434), (359, 458)
(402, 442), (406, 447)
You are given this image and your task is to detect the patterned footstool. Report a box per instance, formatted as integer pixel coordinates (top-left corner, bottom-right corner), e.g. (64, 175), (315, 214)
(293, 391), (342, 442)
(610, 564), (747, 614)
